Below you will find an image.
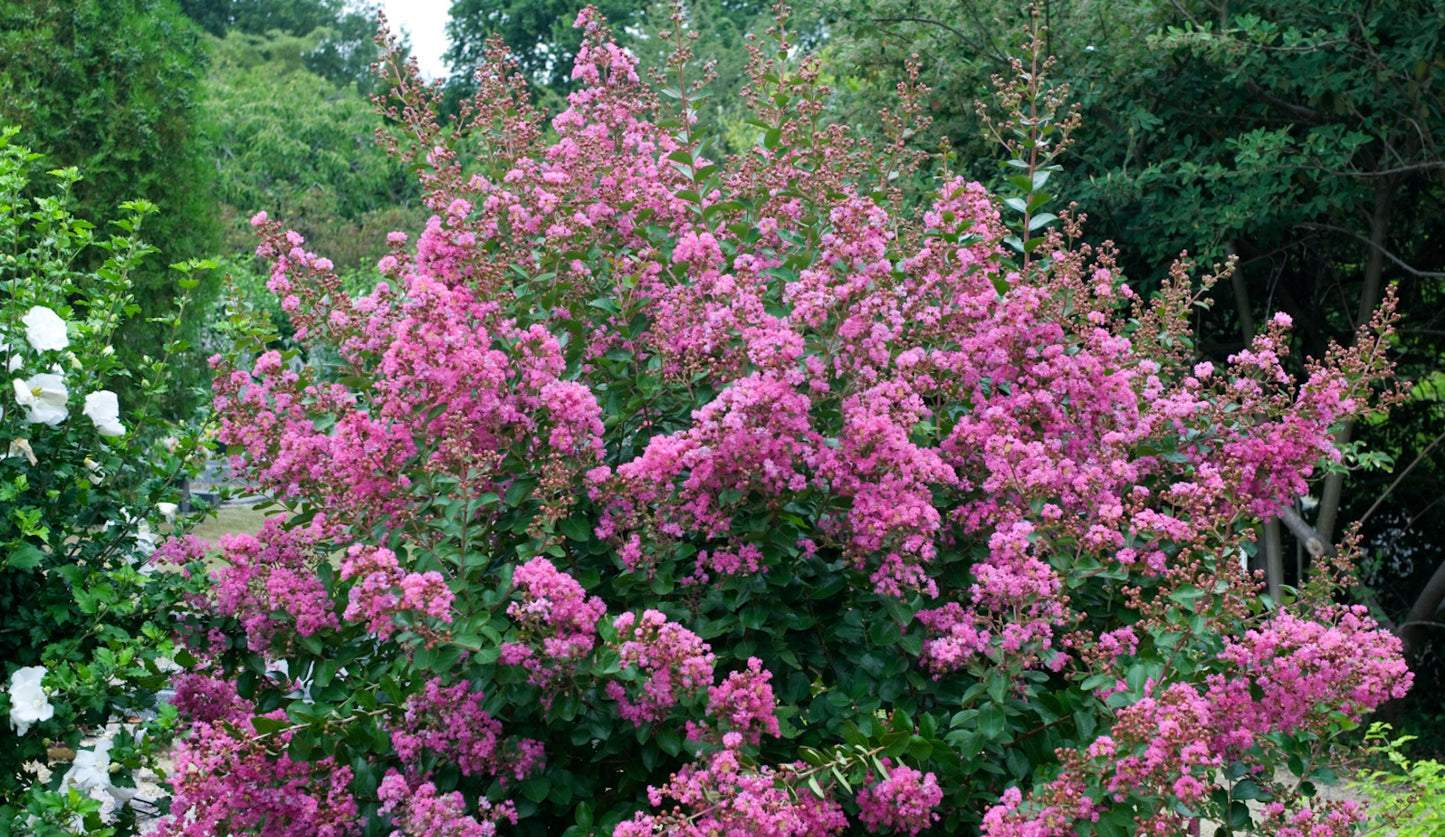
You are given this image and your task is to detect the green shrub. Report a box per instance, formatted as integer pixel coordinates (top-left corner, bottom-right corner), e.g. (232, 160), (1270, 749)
(0, 127), (211, 836)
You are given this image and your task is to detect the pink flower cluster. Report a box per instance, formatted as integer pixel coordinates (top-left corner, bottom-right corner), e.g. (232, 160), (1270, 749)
(980, 781), (1097, 837)
(695, 657), (781, 747)
(605, 610), (716, 725)
(391, 678), (542, 782)
(613, 750), (849, 836)
(215, 223), (608, 535)
(339, 544), (455, 642)
(605, 371), (815, 554)
(1105, 682), (1220, 809)
(170, 673), (247, 725)
(1207, 606), (1412, 751)
(377, 770), (518, 837)
(500, 557), (607, 692)
(855, 763), (944, 835)
(1253, 799), (1366, 837)
(157, 710), (358, 837)
(209, 516), (339, 653)
(986, 605), (1410, 835)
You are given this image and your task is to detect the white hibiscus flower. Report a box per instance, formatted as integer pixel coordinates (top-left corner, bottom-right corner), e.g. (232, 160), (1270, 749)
(60, 738), (112, 794)
(13, 373), (68, 425)
(21, 306), (68, 351)
(8, 665), (53, 736)
(82, 390), (125, 437)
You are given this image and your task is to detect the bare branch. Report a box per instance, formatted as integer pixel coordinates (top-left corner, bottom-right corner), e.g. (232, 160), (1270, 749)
(1243, 79), (1321, 125)
(1278, 506), (1336, 558)
(1296, 221), (1445, 277)
(1358, 428), (1445, 527)
(1167, 0), (1201, 27)
(869, 16), (971, 43)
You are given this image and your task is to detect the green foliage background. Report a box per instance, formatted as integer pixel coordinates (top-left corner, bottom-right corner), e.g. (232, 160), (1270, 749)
(0, 0), (221, 415)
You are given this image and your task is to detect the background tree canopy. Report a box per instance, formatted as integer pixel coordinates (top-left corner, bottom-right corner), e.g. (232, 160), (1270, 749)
(178, 0), (387, 89)
(444, 0), (820, 145)
(200, 28), (419, 275)
(0, 0), (220, 413)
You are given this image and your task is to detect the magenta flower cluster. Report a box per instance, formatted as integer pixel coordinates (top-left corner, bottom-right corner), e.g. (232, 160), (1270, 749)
(499, 556), (607, 692)
(340, 544), (455, 642)
(378, 770), (518, 837)
(158, 686), (359, 837)
(390, 678), (542, 781)
(209, 516), (338, 653)
(606, 609), (717, 726)
(614, 749), (851, 836)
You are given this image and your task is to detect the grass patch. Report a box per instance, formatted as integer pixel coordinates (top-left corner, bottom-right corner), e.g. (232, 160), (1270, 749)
(187, 504), (272, 544)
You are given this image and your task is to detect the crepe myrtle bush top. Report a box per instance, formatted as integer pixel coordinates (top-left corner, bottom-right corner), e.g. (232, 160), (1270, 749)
(158, 8), (1409, 836)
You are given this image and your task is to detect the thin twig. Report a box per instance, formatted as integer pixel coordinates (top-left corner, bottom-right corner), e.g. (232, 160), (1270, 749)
(1358, 428), (1445, 527)
(1296, 222), (1445, 277)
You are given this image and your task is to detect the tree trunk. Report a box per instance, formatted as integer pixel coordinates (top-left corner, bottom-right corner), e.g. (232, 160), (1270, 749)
(1262, 520), (1284, 601)
(1401, 558), (1445, 662)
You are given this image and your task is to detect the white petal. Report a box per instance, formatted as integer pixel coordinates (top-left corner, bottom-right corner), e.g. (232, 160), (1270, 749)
(83, 390), (120, 424)
(21, 307), (68, 351)
(19, 373), (68, 426)
(85, 391), (127, 436)
(8, 666), (53, 736)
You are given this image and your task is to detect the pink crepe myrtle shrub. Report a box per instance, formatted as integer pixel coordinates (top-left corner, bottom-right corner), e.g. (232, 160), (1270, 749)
(159, 7), (1410, 836)
(160, 702), (360, 837)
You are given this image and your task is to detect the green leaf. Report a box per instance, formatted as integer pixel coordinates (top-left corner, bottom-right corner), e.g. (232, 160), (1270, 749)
(1228, 800), (1252, 829)
(1027, 212), (1058, 231)
(807, 775), (826, 799)
(979, 704), (1007, 740)
(6, 543), (44, 570)
(559, 516), (592, 542)
(251, 716), (290, 736)
(1232, 779), (1272, 801)
(655, 724), (682, 756)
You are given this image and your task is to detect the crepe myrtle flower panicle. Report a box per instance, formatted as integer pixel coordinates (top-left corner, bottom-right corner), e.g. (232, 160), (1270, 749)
(8, 665), (53, 735)
(22, 305), (68, 351)
(855, 763), (944, 835)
